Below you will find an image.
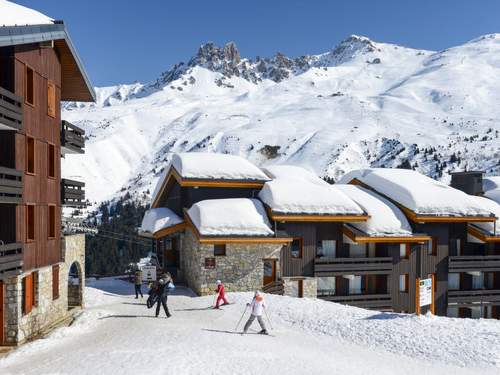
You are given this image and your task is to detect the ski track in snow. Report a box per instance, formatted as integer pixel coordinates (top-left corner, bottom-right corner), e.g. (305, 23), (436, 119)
(1, 278), (500, 375)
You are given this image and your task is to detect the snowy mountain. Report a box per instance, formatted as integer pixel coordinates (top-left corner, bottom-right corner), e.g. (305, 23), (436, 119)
(61, 34), (500, 207)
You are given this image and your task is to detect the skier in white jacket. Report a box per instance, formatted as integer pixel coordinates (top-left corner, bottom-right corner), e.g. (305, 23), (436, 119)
(243, 291), (268, 335)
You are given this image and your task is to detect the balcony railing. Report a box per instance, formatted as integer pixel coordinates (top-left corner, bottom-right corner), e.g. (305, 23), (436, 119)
(61, 178), (85, 208)
(0, 166), (23, 204)
(0, 242), (23, 278)
(449, 255), (500, 272)
(448, 289), (500, 306)
(61, 120), (85, 154)
(319, 293), (392, 309)
(0, 86), (22, 131)
(315, 257), (393, 276)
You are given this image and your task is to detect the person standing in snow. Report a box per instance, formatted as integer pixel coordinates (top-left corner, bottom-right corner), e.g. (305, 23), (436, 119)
(242, 291), (267, 335)
(134, 270), (143, 299)
(155, 273), (173, 318)
(214, 280), (230, 309)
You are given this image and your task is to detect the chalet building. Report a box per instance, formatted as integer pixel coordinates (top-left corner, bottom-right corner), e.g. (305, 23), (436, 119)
(339, 168), (499, 318)
(0, 2), (94, 345)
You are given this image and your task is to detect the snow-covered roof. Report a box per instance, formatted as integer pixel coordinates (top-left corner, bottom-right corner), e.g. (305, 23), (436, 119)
(187, 198), (274, 237)
(339, 168), (493, 217)
(263, 165), (326, 185)
(484, 176), (500, 192)
(141, 208), (183, 235)
(259, 166), (364, 216)
(485, 189), (500, 205)
(172, 153), (269, 181)
(0, 0), (53, 27)
(468, 196), (500, 236)
(335, 184), (413, 237)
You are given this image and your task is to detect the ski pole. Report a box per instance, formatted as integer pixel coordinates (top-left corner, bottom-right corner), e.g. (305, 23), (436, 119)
(235, 305), (248, 331)
(264, 307), (274, 330)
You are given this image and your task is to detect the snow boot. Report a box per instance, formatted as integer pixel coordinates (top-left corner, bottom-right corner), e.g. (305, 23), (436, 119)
(259, 330), (268, 335)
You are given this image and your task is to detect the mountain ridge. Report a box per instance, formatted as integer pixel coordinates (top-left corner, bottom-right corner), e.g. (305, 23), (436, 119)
(61, 34), (500, 208)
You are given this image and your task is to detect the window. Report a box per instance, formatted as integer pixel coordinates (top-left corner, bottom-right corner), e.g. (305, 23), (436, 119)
(456, 238), (462, 256)
(317, 277), (336, 296)
(47, 80), (56, 117)
(428, 237), (437, 256)
(291, 238), (303, 258)
(52, 265), (60, 300)
(448, 273), (460, 290)
(349, 243), (367, 258)
(25, 65), (34, 106)
(48, 143), (56, 178)
(22, 274), (35, 315)
(48, 205), (56, 238)
(214, 244), (226, 256)
(26, 204), (35, 241)
(316, 240), (336, 258)
(471, 272), (484, 290)
(400, 244), (410, 259)
(348, 276), (362, 294)
(26, 137), (35, 174)
(399, 274), (409, 292)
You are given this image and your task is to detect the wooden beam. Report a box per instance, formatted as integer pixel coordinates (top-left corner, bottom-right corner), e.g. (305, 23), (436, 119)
(152, 222), (186, 239)
(341, 225), (431, 243)
(266, 206), (369, 222)
(467, 225), (500, 243)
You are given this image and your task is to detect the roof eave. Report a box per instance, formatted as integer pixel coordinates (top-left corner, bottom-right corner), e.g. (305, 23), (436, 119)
(0, 23), (95, 102)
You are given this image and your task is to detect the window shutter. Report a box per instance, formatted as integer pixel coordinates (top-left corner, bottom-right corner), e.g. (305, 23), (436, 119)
(23, 274), (33, 315)
(47, 80), (56, 117)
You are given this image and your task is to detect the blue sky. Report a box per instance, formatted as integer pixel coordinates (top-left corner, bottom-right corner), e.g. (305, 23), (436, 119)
(16, 0), (500, 87)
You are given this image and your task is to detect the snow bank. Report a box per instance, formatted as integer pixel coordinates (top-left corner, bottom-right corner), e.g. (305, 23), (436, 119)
(187, 198), (274, 236)
(484, 176), (500, 192)
(259, 177), (364, 216)
(470, 196), (500, 235)
(141, 207), (183, 235)
(336, 184), (413, 236)
(485, 189), (500, 205)
(339, 168), (493, 217)
(172, 152), (269, 181)
(0, 0), (53, 26)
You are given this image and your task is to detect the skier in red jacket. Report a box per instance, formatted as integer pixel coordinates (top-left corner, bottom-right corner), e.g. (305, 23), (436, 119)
(214, 280), (230, 309)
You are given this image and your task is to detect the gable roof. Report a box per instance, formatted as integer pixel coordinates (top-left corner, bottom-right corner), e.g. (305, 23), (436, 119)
(339, 168), (495, 222)
(151, 153), (269, 208)
(0, 2), (95, 102)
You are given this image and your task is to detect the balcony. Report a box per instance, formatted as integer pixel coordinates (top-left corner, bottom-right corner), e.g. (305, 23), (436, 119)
(319, 293), (392, 309)
(315, 257), (393, 277)
(449, 255), (500, 272)
(448, 289), (500, 306)
(61, 178), (85, 208)
(0, 242), (23, 278)
(61, 120), (85, 154)
(0, 167), (23, 204)
(0, 86), (23, 131)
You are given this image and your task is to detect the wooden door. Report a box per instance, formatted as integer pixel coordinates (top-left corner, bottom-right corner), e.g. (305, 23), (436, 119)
(0, 280), (4, 344)
(263, 259), (276, 286)
(298, 279), (304, 298)
(165, 238), (178, 268)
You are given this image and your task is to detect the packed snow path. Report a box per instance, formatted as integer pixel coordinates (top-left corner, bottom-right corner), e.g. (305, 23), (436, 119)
(1, 278), (500, 375)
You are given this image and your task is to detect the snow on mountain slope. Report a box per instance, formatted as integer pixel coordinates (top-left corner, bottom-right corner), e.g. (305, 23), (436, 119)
(1, 278), (499, 375)
(61, 34), (500, 207)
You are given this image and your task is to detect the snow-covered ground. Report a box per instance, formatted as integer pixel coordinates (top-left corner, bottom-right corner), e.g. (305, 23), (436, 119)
(1, 278), (500, 375)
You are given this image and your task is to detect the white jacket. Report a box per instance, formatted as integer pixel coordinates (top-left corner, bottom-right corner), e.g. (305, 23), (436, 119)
(250, 297), (265, 316)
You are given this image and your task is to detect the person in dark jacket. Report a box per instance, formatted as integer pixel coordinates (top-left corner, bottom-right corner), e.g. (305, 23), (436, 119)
(155, 273), (173, 318)
(134, 270), (143, 299)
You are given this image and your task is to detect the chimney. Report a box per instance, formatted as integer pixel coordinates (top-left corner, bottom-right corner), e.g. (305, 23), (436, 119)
(450, 171), (484, 195)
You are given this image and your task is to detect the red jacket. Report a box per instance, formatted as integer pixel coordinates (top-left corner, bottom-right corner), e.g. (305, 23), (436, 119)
(216, 284), (225, 296)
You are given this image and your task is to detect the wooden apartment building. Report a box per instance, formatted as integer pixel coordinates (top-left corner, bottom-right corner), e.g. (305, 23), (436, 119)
(0, 5), (94, 345)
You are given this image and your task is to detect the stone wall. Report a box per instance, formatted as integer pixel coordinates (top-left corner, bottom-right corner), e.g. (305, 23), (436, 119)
(283, 277), (317, 299)
(181, 229), (282, 295)
(3, 234), (85, 345)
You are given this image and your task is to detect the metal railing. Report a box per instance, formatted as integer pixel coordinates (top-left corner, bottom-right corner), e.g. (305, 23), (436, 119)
(0, 166), (23, 204)
(449, 255), (500, 272)
(61, 178), (86, 207)
(0, 241), (23, 278)
(61, 120), (85, 154)
(0, 86), (22, 131)
(315, 257), (393, 276)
